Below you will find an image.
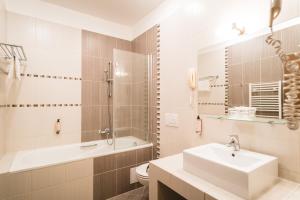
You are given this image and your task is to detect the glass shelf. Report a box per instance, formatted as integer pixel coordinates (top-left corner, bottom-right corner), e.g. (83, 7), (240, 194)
(204, 114), (287, 125)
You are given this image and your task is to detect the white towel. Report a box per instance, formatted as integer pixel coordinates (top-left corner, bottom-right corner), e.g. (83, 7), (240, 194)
(7, 58), (14, 79)
(14, 58), (21, 80)
(7, 57), (21, 80)
(198, 80), (210, 91)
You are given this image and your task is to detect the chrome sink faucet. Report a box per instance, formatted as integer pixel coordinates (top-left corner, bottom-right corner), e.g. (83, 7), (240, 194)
(227, 135), (240, 151)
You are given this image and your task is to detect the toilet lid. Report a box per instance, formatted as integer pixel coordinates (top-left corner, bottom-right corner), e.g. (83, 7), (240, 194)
(136, 163), (149, 178)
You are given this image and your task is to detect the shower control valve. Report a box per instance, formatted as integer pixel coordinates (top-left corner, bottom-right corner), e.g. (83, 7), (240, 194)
(98, 128), (110, 135)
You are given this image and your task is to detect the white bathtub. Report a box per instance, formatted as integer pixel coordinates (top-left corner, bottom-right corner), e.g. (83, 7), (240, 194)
(9, 136), (152, 173)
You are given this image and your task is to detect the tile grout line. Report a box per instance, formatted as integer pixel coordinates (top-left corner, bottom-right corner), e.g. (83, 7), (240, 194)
(20, 73), (82, 81)
(0, 103), (81, 108)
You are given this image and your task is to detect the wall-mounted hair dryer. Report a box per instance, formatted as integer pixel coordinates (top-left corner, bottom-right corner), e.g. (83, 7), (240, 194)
(269, 0), (282, 29)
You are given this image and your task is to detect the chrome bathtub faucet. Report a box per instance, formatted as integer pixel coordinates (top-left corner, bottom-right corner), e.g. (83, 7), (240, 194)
(99, 128), (110, 135)
(227, 135), (240, 151)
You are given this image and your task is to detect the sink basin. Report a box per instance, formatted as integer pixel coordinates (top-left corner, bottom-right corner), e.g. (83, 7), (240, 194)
(183, 143), (278, 199)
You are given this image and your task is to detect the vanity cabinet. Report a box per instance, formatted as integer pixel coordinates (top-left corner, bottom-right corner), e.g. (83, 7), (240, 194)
(155, 180), (217, 200)
(205, 194), (217, 200)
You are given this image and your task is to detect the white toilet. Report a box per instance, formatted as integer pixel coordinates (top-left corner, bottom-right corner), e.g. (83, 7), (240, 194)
(136, 163), (149, 186)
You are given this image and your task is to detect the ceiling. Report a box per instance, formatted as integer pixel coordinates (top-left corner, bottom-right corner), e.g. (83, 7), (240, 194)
(43, 0), (165, 26)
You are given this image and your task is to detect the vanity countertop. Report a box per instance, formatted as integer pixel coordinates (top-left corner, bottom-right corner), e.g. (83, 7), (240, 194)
(150, 154), (300, 200)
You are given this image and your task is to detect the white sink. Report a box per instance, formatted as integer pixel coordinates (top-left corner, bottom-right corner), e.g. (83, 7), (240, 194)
(183, 143), (278, 199)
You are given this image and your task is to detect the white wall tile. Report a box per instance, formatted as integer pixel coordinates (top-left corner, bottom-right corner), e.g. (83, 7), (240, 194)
(3, 12), (82, 152)
(31, 164), (66, 191)
(65, 176), (93, 200)
(2, 159), (93, 199)
(195, 117), (300, 181)
(0, 2), (6, 158)
(156, 0), (300, 183)
(5, 107), (81, 152)
(6, 171), (32, 197)
(65, 159), (93, 181)
(6, 12), (81, 77)
(31, 184), (66, 200)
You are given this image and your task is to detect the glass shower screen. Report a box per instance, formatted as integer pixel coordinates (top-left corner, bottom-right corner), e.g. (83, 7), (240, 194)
(113, 49), (151, 150)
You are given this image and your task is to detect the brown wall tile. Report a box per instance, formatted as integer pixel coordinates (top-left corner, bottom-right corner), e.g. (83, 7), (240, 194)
(115, 128), (132, 138)
(227, 24), (290, 110)
(228, 85), (244, 107)
(228, 64), (243, 86)
(99, 106), (110, 130)
(82, 106), (100, 131)
(114, 106), (131, 128)
(243, 61), (261, 84)
(94, 171), (116, 200)
(94, 154), (116, 175)
(116, 39), (132, 51)
(82, 26), (159, 158)
(137, 146), (153, 164)
(116, 150), (136, 168)
(261, 57), (283, 82)
(281, 25), (300, 53)
(82, 131), (102, 142)
(116, 166), (139, 195)
(82, 30), (121, 139)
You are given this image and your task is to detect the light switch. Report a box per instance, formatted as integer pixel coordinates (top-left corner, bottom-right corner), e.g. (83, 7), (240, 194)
(165, 113), (179, 127)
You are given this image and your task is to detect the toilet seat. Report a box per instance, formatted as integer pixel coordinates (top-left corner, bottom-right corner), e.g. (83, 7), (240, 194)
(136, 163), (149, 186)
(136, 163), (149, 179)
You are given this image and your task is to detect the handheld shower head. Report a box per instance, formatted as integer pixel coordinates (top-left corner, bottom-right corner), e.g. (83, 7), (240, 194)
(269, 0), (282, 29)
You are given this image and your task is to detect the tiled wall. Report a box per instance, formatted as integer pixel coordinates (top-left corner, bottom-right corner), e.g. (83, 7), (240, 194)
(227, 24), (300, 118)
(197, 48), (226, 115)
(198, 24), (300, 117)
(93, 146), (153, 200)
(0, 159), (93, 200)
(197, 24), (300, 183)
(0, 11), (159, 155)
(130, 52), (149, 141)
(227, 31), (282, 109)
(0, 3), (6, 157)
(81, 30), (132, 142)
(199, 116), (300, 183)
(132, 26), (159, 159)
(0, 146), (152, 200)
(113, 49), (150, 141)
(0, 12), (81, 152)
(82, 27), (160, 159)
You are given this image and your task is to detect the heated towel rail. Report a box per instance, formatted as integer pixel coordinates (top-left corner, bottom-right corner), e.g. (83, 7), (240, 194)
(249, 81), (282, 119)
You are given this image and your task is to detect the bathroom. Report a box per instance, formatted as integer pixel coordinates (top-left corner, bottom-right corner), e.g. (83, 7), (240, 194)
(1, 0), (300, 199)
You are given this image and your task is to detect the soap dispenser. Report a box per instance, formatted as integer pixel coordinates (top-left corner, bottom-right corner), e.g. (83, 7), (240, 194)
(196, 115), (202, 135)
(55, 119), (61, 134)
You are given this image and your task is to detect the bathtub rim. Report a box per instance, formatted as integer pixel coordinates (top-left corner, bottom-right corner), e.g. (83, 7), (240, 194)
(0, 137), (153, 174)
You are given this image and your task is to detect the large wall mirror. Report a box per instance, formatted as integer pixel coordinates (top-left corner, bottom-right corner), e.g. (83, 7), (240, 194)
(197, 23), (300, 127)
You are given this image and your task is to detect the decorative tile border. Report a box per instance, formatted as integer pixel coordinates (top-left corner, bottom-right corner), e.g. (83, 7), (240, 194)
(210, 84), (227, 88)
(198, 102), (225, 106)
(0, 103), (81, 108)
(20, 73), (82, 81)
(156, 24), (161, 159)
(224, 47), (229, 114)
